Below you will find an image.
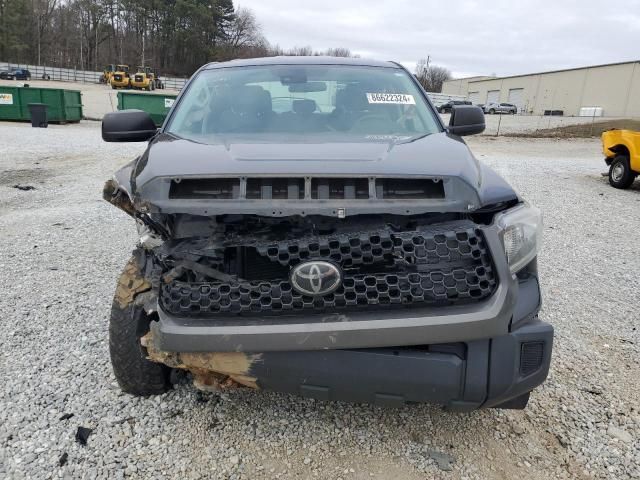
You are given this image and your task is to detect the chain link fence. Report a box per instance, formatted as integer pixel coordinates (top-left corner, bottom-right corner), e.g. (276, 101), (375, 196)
(0, 61), (188, 91)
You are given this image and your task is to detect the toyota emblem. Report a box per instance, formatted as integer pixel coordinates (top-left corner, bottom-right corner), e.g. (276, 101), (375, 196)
(290, 261), (342, 296)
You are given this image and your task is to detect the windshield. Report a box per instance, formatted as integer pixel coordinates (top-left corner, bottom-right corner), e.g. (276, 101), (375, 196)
(166, 65), (441, 143)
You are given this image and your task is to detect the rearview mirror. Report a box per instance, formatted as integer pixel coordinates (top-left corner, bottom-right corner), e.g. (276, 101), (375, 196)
(102, 110), (157, 142)
(288, 82), (327, 93)
(448, 105), (485, 136)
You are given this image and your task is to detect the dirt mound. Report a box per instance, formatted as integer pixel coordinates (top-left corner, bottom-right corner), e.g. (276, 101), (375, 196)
(507, 118), (640, 138)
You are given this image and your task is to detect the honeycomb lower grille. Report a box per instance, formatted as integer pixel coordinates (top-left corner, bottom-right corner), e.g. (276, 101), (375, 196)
(159, 220), (498, 317)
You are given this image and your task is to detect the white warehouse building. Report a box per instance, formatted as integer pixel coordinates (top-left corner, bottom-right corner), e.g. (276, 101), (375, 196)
(441, 60), (640, 117)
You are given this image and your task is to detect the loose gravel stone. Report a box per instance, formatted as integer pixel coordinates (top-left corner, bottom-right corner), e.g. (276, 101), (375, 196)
(0, 123), (638, 479)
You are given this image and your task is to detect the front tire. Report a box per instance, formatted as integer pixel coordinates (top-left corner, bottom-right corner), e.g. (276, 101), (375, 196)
(489, 109), (495, 114)
(109, 255), (170, 396)
(608, 154), (636, 189)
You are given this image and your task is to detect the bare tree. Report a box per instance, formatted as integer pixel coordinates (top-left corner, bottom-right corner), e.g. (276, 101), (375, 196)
(224, 7), (265, 56)
(287, 45), (313, 56)
(265, 45), (357, 57)
(415, 58), (452, 93)
(324, 47), (357, 58)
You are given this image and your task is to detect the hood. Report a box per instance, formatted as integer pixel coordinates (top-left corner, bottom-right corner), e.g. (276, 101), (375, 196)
(131, 132), (517, 216)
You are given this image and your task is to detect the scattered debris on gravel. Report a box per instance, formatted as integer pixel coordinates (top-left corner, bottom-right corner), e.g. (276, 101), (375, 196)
(75, 427), (93, 447)
(0, 122), (638, 479)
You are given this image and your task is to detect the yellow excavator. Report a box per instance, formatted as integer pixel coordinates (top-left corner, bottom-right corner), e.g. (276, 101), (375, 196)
(110, 65), (131, 89)
(100, 64), (115, 84)
(130, 66), (164, 91)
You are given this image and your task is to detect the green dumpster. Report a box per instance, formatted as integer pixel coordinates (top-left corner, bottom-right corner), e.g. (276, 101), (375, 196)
(117, 91), (178, 126)
(0, 86), (82, 122)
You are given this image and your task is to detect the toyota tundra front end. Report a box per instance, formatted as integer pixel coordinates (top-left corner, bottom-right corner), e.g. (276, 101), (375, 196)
(102, 57), (552, 410)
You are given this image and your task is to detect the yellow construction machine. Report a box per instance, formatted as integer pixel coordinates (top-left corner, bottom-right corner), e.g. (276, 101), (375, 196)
(110, 65), (131, 89)
(130, 66), (164, 91)
(602, 129), (640, 189)
(100, 64), (115, 84)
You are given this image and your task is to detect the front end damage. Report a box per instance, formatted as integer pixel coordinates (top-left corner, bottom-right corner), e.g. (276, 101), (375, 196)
(141, 332), (262, 390)
(104, 170), (551, 409)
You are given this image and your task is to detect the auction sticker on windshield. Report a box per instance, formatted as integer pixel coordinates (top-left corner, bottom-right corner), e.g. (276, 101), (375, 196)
(366, 93), (415, 105)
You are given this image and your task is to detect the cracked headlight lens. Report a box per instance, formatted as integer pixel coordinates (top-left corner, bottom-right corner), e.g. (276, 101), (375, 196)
(496, 203), (543, 274)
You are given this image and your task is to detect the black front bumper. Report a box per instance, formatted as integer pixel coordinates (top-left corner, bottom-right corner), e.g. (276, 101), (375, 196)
(251, 317), (552, 410)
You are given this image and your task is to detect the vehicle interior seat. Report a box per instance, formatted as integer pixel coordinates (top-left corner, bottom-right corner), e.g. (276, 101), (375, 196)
(204, 85), (273, 133)
(331, 84), (398, 134)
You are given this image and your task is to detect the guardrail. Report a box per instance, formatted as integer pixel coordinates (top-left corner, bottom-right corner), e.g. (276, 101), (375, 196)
(0, 62), (188, 91)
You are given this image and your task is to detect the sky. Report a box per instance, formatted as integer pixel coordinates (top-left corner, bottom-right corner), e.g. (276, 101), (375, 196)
(239, 0), (640, 79)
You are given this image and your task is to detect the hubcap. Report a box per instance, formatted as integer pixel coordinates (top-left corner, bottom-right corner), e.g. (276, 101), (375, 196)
(611, 163), (625, 182)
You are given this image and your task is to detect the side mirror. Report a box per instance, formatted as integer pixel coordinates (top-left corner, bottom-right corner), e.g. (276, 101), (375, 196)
(448, 105), (485, 136)
(102, 110), (157, 142)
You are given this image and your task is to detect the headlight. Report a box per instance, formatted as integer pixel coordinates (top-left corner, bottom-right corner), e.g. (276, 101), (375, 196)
(496, 203), (543, 274)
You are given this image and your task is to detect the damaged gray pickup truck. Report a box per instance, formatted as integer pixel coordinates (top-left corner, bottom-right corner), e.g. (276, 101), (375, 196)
(102, 57), (552, 410)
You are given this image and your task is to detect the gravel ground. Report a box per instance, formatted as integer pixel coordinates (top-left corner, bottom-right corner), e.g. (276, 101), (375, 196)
(0, 122), (638, 480)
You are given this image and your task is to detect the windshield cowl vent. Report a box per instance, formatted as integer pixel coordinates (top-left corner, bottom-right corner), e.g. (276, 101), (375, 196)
(168, 177), (444, 201)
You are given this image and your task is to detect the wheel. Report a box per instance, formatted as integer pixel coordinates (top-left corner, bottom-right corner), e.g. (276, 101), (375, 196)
(608, 155), (636, 189)
(489, 109), (496, 114)
(109, 255), (171, 396)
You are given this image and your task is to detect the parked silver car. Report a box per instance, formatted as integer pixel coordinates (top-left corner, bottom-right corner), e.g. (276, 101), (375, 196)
(484, 102), (517, 114)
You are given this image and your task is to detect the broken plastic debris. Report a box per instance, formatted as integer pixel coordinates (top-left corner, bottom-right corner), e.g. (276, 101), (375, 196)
(75, 426), (92, 446)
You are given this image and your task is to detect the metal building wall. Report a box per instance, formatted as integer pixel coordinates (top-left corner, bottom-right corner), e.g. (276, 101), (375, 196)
(442, 62), (640, 116)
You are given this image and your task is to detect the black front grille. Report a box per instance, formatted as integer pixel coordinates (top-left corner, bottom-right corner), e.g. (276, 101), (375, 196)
(166, 176), (444, 201)
(160, 221), (498, 317)
(169, 178), (240, 199)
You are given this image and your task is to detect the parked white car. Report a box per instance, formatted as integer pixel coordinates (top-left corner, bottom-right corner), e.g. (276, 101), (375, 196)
(484, 102), (517, 114)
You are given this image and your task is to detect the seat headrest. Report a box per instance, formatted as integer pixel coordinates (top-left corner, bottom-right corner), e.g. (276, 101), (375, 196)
(292, 99), (317, 116)
(233, 85), (272, 115)
(335, 84), (369, 111)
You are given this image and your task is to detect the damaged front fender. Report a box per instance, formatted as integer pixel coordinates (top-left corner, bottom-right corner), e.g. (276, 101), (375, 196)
(103, 161), (136, 217)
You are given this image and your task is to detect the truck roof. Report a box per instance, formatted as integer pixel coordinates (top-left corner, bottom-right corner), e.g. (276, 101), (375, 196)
(203, 56), (400, 70)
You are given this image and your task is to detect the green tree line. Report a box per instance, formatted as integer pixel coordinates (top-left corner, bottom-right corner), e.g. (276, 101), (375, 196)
(0, 0), (356, 76)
